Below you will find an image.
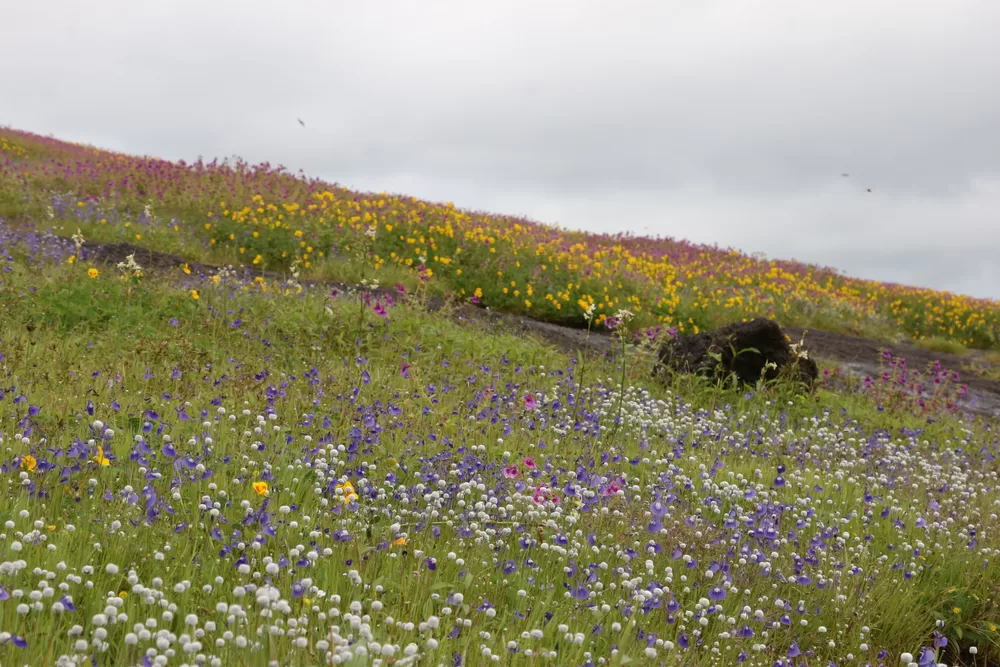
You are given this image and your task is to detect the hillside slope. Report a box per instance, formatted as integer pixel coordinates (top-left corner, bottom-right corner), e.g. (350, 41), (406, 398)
(2, 126), (999, 352)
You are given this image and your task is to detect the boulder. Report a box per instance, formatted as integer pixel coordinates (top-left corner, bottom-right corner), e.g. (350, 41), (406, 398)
(654, 317), (818, 389)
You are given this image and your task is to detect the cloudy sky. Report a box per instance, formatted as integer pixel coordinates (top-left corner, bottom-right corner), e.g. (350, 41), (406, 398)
(3, 0), (999, 299)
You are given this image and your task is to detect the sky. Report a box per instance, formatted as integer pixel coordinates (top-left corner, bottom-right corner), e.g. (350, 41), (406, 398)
(2, 0), (999, 299)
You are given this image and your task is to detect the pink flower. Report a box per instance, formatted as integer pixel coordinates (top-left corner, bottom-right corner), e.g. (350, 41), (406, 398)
(372, 300), (388, 317)
(395, 283), (406, 295)
(503, 465), (519, 478)
(523, 456), (537, 470)
(533, 486), (559, 505)
(603, 479), (622, 496)
(524, 393), (537, 411)
(400, 362), (410, 378)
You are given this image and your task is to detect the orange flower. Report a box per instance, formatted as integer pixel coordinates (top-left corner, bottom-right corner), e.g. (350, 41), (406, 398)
(20, 455), (37, 472)
(253, 481), (269, 496)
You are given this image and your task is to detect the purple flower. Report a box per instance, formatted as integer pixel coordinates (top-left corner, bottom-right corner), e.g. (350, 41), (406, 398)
(708, 586), (726, 601)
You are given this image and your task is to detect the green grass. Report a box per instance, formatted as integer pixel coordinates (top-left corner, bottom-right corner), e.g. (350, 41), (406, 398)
(0, 250), (998, 665)
(914, 336), (969, 356)
(3, 128), (1000, 666)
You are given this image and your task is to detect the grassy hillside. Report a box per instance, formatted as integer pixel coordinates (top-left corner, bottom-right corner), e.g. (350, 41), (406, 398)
(2, 127), (999, 350)
(1, 127), (999, 666)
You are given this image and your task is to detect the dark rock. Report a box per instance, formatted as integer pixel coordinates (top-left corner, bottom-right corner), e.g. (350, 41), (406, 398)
(654, 317), (818, 389)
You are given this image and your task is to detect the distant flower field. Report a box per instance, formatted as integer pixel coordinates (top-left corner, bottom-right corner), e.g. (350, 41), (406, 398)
(1, 126), (998, 350)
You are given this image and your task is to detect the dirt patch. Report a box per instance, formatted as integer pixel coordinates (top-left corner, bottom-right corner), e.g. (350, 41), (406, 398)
(79, 239), (1000, 419)
(784, 326), (1000, 419)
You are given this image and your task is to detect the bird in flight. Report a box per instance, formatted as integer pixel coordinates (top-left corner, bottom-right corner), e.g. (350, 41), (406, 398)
(841, 173), (850, 177)
(297, 118), (305, 127)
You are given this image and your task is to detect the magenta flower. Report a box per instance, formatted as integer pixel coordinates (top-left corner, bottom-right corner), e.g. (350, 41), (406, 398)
(524, 393), (537, 411)
(523, 456), (537, 470)
(532, 486), (559, 505)
(503, 465), (519, 478)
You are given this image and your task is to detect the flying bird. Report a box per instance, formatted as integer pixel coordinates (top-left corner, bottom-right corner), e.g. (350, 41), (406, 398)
(841, 173), (850, 177)
(866, 188), (872, 193)
(297, 118), (305, 127)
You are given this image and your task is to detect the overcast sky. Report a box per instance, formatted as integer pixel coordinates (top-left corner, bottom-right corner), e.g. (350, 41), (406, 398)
(3, 0), (999, 299)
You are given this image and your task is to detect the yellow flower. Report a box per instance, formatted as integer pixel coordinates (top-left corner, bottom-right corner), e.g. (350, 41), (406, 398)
(335, 481), (358, 504)
(953, 607), (961, 615)
(88, 267), (99, 279)
(191, 290), (199, 300)
(393, 537), (407, 546)
(182, 263), (191, 275)
(20, 455), (37, 472)
(67, 255), (75, 264)
(253, 481), (269, 496)
(48, 525), (56, 531)
(95, 446), (110, 467)
(474, 288), (483, 298)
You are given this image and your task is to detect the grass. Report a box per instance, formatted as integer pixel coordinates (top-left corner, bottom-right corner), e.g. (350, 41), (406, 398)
(1, 130), (1000, 666)
(914, 336), (969, 356)
(0, 235), (998, 666)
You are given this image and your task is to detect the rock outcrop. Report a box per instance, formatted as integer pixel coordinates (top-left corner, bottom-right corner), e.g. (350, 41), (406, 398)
(654, 317), (818, 389)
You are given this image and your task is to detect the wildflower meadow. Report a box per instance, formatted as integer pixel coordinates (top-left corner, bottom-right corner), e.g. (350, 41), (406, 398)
(2, 128), (999, 349)
(1, 127), (1000, 667)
